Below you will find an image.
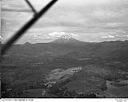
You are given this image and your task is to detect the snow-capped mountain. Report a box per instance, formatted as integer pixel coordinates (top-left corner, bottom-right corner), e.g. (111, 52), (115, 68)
(51, 33), (82, 44)
(58, 34), (73, 40)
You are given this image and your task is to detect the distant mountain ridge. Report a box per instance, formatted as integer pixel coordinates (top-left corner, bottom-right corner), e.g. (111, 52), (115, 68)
(1, 40), (128, 62)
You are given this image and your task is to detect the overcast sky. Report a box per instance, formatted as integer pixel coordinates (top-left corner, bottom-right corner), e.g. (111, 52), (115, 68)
(1, 0), (128, 44)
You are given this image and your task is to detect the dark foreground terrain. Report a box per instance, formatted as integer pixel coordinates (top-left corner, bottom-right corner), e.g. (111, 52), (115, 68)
(1, 38), (128, 98)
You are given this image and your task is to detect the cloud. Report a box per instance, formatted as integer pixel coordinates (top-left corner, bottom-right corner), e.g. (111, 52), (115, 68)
(2, 0), (128, 43)
(125, 35), (128, 37)
(101, 35), (115, 39)
(101, 30), (128, 40)
(48, 32), (79, 38)
(102, 22), (125, 29)
(0, 35), (3, 41)
(2, 8), (32, 13)
(92, 9), (122, 20)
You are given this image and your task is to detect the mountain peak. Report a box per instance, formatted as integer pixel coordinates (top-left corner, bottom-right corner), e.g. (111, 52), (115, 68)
(52, 35), (81, 44)
(24, 42), (31, 45)
(59, 34), (73, 40)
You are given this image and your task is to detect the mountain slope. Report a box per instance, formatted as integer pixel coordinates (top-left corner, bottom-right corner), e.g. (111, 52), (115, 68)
(3, 40), (128, 61)
(2, 40), (128, 98)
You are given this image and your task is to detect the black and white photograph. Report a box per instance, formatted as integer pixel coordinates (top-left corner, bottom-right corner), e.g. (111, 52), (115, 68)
(1, 0), (128, 99)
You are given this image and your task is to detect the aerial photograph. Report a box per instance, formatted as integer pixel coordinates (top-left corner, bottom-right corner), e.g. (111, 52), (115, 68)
(1, 0), (128, 98)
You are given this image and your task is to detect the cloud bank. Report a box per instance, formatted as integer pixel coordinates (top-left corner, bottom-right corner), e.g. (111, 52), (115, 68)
(1, 0), (128, 43)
